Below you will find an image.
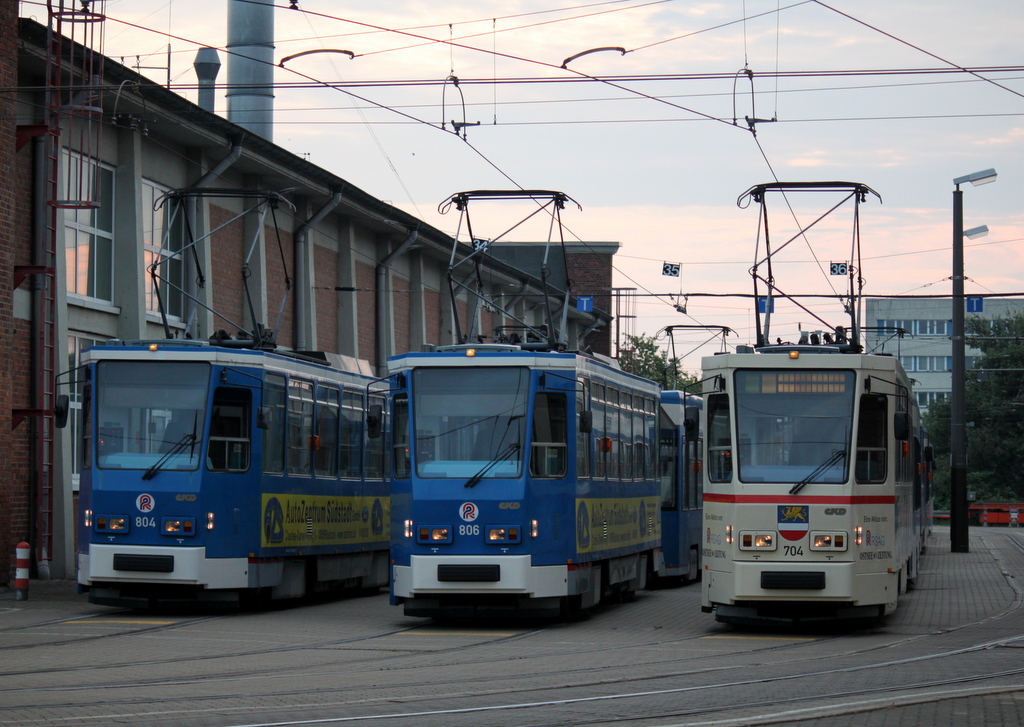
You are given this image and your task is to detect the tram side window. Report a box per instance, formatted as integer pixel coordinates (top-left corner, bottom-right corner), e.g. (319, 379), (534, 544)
(896, 395), (912, 484)
(365, 394), (386, 479)
(592, 383), (606, 478)
(340, 391), (363, 478)
(530, 392), (568, 478)
(262, 373), (286, 474)
(658, 407), (678, 509)
(288, 379), (314, 476)
(687, 438), (703, 509)
(707, 394), (732, 482)
(620, 392), (633, 479)
(576, 383), (590, 479)
(855, 394), (887, 483)
(913, 437), (922, 508)
(632, 400), (645, 479)
(208, 388), (251, 473)
(646, 397), (657, 480)
(81, 382), (92, 471)
(393, 394), (410, 479)
(315, 386), (339, 478)
(606, 388), (620, 480)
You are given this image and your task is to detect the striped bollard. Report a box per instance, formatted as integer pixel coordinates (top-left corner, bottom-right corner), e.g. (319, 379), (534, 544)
(15, 542), (30, 601)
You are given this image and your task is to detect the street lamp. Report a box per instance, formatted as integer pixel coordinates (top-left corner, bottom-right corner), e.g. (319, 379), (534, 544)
(950, 168), (996, 553)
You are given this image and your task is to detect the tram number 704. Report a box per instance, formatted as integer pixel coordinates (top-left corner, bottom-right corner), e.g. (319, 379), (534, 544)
(784, 545), (804, 556)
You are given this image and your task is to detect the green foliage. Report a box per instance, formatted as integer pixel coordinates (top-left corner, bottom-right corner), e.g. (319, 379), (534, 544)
(618, 334), (699, 390)
(923, 311), (1024, 507)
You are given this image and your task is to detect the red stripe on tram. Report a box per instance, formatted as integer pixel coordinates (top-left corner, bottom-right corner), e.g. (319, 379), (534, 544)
(702, 493), (896, 505)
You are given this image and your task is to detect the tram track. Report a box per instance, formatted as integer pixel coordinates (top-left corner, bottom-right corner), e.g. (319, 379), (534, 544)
(5, 530), (1023, 727)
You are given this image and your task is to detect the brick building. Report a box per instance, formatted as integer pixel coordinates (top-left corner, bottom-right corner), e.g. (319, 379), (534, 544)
(1, 14), (618, 583)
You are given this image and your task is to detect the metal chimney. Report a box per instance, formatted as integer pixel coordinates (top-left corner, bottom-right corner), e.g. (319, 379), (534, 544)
(226, 0), (274, 140)
(193, 47), (221, 113)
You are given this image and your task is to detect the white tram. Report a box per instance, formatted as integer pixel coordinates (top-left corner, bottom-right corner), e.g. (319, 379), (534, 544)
(700, 343), (926, 623)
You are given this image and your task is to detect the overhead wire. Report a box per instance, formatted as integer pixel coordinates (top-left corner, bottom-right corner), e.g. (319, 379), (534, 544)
(52, 1), (1024, 352)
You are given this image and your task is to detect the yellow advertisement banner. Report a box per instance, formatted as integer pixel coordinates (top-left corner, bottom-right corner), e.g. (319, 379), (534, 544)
(575, 496), (660, 554)
(261, 494), (389, 548)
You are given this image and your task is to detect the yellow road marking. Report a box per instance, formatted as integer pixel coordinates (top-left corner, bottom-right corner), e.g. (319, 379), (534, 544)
(63, 619), (176, 625)
(403, 631), (517, 637)
(701, 635), (817, 641)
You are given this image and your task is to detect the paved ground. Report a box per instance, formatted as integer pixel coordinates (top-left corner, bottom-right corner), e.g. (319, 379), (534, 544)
(2, 526), (1024, 727)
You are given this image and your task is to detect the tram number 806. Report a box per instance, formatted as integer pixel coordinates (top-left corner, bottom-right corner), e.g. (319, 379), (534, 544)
(459, 524), (480, 536)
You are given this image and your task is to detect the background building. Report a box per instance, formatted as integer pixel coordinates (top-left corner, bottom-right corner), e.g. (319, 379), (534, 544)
(2, 11), (618, 583)
(866, 297), (1024, 411)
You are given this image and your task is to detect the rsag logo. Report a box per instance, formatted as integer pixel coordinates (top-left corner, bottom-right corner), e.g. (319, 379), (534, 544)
(460, 502), (479, 522)
(136, 494), (155, 513)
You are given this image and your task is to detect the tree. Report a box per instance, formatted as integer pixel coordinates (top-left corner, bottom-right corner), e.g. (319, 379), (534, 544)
(924, 311), (1024, 508)
(618, 333), (699, 390)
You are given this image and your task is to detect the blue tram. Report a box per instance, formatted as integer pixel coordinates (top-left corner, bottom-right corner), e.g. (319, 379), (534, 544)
(387, 344), (662, 618)
(655, 391), (704, 582)
(74, 340), (390, 609)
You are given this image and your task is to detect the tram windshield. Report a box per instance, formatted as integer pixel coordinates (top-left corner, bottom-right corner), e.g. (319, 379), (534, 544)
(95, 361), (210, 472)
(734, 369), (854, 484)
(412, 367), (528, 479)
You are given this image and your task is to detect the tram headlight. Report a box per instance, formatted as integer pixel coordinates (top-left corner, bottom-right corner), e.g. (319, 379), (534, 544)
(725, 525), (733, 545)
(414, 525), (452, 543)
(739, 531), (776, 550)
(207, 512), (215, 531)
(854, 526), (863, 546)
(486, 526), (522, 543)
(162, 518), (196, 536)
(810, 531), (848, 551)
(94, 514), (129, 533)
(531, 519), (539, 538)
(404, 520), (414, 539)
(84, 510), (92, 527)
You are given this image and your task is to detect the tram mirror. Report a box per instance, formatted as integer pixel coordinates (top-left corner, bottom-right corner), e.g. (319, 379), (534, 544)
(684, 406), (700, 435)
(256, 406), (271, 430)
(579, 410), (593, 433)
(54, 394), (70, 429)
(893, 411), (909, 441)
(367, 404), (383, 439)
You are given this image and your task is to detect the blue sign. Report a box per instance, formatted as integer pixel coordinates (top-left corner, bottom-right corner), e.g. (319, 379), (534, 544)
(576, 296), (594, 313)
(967, 296), (984, 313)
(758, 297), (775, 314)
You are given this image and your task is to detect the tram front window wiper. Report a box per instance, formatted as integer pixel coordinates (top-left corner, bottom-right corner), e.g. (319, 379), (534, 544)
(143, 416), (199, 481)
(789, 448), (847, 495)
(464, 442), (521, 488)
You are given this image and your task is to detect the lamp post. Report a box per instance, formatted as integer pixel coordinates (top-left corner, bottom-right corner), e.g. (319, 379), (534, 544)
(950, 168), (996, 553)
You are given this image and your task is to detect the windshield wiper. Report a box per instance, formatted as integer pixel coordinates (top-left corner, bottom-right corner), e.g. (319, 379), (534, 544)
(142, 433), (197, 480)
(789, 448), (847, 495)
(464, 442), (520, 488)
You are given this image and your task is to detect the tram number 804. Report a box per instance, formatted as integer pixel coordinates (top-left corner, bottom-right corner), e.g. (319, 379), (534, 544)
(459, 524), (480, 536)
(136, 516), (157, 528)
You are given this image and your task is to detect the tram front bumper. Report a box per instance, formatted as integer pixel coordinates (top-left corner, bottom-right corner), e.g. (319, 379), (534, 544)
(706, 560), (896, 606)
(79, 544), (249, 589)
(393, 555), (568, 599)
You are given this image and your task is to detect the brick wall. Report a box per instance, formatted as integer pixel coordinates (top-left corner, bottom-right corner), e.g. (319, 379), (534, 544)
(424, 288), (441, 347)
(265, 225), (294, 347)
(391, 272), (411, 355)
(209, 204), (244, 335)
(3, 2), (35, 583)
(313, 243), (338, 352)
(356, 261), (376, 366)
(567, 251), (613, 357)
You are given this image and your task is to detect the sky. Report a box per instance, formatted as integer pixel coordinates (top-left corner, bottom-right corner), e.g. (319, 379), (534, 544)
(28, 0), (1024, 371)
